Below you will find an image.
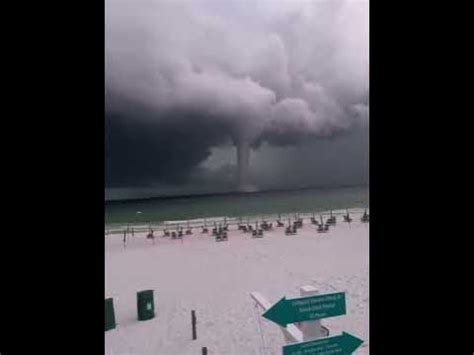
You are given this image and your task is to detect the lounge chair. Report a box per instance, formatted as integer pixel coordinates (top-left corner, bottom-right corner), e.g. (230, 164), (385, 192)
(361, 212), (369, 222)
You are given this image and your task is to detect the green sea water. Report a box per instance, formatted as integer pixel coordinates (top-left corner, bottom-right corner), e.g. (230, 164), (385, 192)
(105, 185), (369, 225)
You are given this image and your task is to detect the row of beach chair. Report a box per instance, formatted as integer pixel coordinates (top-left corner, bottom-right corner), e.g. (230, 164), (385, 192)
(161, 228), (192, 239)
(149, 210), (368, 242)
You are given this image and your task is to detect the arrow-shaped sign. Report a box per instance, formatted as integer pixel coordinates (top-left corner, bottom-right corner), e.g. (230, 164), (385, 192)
(283, 332), (363, 355)
(262, 292), (346, 327)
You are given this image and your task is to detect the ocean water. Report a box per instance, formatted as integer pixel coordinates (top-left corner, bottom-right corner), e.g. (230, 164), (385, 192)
(105, 185), (369, 225)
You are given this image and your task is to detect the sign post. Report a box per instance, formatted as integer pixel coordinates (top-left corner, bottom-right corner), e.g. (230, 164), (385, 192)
(282, 332), (363, 355)
(297, 286), (329, 341)
(259, 287), (363, 354)
(262, 292), (346, 327)
(192, 310), (197, 340)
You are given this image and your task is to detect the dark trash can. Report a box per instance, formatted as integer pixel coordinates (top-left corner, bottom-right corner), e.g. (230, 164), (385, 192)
(137, 290), (155, 321)
(105, 298), (116, 331)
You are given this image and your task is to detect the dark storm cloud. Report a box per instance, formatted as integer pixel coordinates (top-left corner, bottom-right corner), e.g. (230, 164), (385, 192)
(106, 107), (231, 186)
(106, 0), (368, 187)
(251, 125), (369, 189)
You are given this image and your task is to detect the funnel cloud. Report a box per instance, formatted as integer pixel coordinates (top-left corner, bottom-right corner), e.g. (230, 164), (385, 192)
(106, 0), (369, 193)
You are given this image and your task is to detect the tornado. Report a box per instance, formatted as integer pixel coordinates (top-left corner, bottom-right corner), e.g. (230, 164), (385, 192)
(236, 140), (251, 192)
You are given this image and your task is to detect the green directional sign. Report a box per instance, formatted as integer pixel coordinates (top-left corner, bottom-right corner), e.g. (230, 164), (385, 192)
(263, 292), (346, 327)
(283, 332), (363, 355)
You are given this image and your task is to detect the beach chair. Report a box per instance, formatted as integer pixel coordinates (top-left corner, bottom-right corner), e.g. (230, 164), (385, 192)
(361, 210), (369, 223)
(324, 224), (329, 232)
(252, 229), (258, 237)
(343, 214), (352, 223)
(215, 234), (222, 242)
(178, 230), (183, 238)
(186, 229), (193, 235)
(257, 229), (264, 237)
(277, 220), (284, 227)
(317, 224), (325, 233)
(171, 231), (177, 239)
(297, 218), (303, 227)
(146, 231), (155, 244)
(221, 232), (228, 241)
(327, 216), (336, 225)
(164, 230), (170, 237)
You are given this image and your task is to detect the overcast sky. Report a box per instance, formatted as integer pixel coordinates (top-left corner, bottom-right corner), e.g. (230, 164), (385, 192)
(105, 0), (369, 196)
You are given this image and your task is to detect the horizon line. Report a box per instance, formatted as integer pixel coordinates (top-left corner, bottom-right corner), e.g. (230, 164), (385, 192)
(105, 183), (369, 204)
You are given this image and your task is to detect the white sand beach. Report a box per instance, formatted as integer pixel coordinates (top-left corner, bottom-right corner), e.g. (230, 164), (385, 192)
(105, 212), (369, 355)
